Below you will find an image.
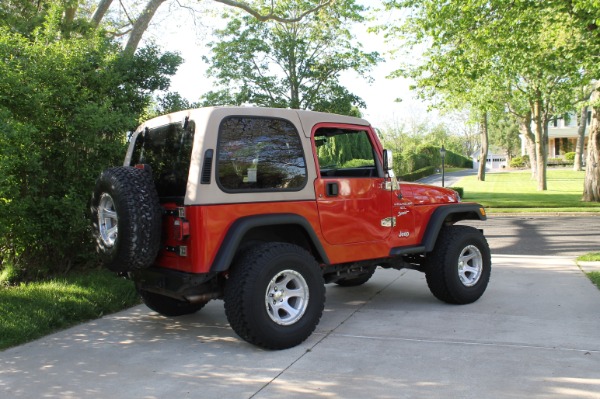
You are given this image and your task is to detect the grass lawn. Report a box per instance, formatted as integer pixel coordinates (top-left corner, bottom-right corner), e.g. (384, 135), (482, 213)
(0, 270), (139, 350)
(587, 272), (600, 290)
(455, 169), (600, 213)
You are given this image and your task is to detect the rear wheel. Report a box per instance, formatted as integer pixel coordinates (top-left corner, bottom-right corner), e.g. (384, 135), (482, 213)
(425, 225), (491, 304)
(224, 243), (325, 349)
(138, 289), (208, 317)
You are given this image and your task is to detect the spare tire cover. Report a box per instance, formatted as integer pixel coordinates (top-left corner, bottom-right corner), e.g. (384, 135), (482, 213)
(90, 166), (162, 272)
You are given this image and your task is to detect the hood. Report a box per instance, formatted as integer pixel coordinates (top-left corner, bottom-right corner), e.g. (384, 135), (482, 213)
(400, 182), (460, 205)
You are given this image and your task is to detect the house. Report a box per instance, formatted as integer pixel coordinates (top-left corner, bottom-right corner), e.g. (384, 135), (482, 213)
(520, 113), (590, 158)
(470, 113), (589, 170)
(471, 146), (508, 170)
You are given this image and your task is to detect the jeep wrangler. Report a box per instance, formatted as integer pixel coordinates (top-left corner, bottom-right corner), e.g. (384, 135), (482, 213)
(90, 107), (491, 349)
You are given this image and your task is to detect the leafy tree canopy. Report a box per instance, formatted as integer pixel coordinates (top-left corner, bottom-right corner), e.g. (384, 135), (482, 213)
(201, 0), (381, 116)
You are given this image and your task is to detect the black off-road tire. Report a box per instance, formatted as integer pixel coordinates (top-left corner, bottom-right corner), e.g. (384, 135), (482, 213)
(138, 289), (208, 317)
(425, 225), (491, 304)
(90, 166), (162, 272)
(224, 243), (325, 350)
(335, 267), (376, 287)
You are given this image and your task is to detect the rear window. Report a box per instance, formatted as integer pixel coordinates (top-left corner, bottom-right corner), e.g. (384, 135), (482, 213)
(217, 117), (307, 192)
(130, 121), (194, 199)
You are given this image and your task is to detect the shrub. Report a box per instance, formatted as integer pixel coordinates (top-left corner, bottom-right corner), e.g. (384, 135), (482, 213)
(564, 152), (576, 162)
(400, 166), (437, 181)
(547, 158), (573, 166)
(0, 23), (182, 281)
(450, 187), (464, 198)
(510, 156), (526, 168)
(342, 159), (374, 168)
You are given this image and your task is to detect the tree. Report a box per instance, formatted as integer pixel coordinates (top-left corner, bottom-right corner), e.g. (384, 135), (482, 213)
(488, 113), (521, 162)
(92, 0), (335, 54)
(201, 0), (380, 116)
(583, 85), (600, 201)
(383, 0), (591, 190)
(574, 86), (592, 171)
(1, 1), (335, 54)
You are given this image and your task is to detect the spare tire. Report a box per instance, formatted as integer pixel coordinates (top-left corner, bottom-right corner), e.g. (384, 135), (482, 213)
(90, 166), (162, 272)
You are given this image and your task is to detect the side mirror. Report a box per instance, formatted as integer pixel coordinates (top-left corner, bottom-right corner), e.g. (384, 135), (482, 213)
(383, 149), (393, 172)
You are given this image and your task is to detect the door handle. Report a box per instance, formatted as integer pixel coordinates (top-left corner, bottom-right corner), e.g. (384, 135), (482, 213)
(326, 182), (339, 197)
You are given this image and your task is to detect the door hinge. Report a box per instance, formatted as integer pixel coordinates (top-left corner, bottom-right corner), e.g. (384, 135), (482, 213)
(381, 217), (396, 227)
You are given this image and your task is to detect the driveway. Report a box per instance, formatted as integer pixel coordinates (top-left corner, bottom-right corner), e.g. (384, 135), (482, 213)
(414, 168), (476, 187)
(1, 216), (599, 398)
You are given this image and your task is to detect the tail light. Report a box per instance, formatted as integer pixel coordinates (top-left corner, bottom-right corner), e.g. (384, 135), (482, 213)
(173, 218), (190, 241)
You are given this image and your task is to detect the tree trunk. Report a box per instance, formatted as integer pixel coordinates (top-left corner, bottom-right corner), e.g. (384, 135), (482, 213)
(91, 0), (114, 27)
(518, 112), (537, 178)
(532, 98), (547, 191)
(582, 90), (600, 202)
(124, 0), (167, 55)
(574, 105), (587, 171)
(63, 4), (78, 37)
(477, 113), (488, 181)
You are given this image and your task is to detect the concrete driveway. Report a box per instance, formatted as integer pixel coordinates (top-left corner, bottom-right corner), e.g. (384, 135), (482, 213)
(1, 250), (599, 398)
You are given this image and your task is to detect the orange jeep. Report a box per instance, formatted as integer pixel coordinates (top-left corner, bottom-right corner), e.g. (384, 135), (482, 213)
(91, 107), (490, 349)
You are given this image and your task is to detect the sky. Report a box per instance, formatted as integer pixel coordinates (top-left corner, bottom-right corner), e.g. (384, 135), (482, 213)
(143, 1), (434, 129)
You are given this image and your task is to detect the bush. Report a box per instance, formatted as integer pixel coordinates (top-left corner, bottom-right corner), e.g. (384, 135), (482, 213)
(400, 166), (437, 181)
(0, 22), (182, 281)
(547, 158), (573, 166)
(564, 152), (576, 162)
(342, 159), (374, 168)
(510, 156), (527, 168)
(450, 187), (464, 198)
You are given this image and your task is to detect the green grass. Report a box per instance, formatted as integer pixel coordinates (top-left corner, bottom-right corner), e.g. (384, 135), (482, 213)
(578, 253), (600, 262)
(587, 272), (600, 290)
(0, 270), (139, 350)
(455, 170), (600, 212)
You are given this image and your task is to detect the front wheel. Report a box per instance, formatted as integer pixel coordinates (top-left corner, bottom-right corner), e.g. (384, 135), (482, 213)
(224, 243), (325, 349)
(425, 225), (491, 304)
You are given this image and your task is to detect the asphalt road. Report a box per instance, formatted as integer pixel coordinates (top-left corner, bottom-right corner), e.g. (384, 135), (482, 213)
(1, 215), (599, 398)
(464, 214), (600, 257)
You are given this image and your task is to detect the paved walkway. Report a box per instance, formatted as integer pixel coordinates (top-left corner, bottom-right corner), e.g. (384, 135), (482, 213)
(1, 254), (599, 398)
(414, 168), (477, 187)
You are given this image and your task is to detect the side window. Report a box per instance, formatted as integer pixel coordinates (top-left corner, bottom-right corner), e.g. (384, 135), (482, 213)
(315, 128), (378, 177)
(217, 117), (307, 191)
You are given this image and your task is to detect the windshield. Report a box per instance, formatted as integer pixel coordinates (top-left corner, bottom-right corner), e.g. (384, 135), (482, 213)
(130, 121), (195, 200)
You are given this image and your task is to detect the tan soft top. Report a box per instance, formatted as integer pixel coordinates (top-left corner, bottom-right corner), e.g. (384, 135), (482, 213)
(124, 107), (372, 205)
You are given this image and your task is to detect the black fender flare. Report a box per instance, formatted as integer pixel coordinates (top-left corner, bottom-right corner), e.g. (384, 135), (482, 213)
(210, 213), (330, 272)
(421, 203), (487, 252)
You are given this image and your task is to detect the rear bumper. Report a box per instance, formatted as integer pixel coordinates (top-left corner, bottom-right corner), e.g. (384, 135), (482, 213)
(129, 267), (221, 301)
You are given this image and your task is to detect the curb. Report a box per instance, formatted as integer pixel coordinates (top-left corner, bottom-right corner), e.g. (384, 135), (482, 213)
(578, 261), (600, 273)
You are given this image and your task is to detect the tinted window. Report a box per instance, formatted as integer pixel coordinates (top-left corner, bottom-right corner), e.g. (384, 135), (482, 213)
(130, 121), (194, 199)
(217, 117), (307, 191)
